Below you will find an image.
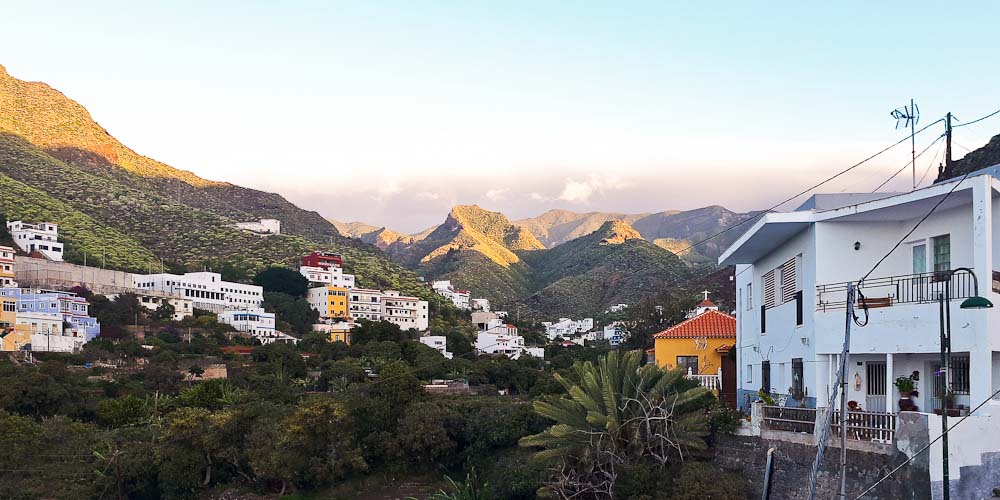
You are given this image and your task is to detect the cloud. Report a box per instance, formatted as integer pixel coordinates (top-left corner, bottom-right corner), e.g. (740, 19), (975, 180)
(416, 191), (441, 200)
(557, 174), (631, 203)
(485, 188), (509, 201)
(530, 192), (551, 202)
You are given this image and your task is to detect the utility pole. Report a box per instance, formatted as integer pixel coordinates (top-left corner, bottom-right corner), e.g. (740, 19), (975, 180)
(945, 112), (953, 171)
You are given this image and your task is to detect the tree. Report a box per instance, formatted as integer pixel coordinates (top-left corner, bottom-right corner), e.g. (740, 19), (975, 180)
(519, 350), (714, 498)
(253, 266), (309, 297)
(263, 292), (318, 335)
(350, 319), (411, 344)
(151, 302), (176, 321)
(92, 293), (146, 326)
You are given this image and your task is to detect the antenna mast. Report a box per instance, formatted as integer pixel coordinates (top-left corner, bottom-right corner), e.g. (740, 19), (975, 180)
(890, 99), (920, 190)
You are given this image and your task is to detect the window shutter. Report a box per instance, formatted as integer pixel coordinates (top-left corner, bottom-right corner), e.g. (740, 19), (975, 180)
(781, 258), (797, 304)
(763, 271), (776, 308)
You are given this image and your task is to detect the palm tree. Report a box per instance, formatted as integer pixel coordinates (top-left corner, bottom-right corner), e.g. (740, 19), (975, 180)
(519, 350), (713, 498)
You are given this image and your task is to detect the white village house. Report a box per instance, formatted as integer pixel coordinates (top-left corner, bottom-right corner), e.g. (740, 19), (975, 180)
(7, 221), (64, 261)
(476, 319), (544, 360)
(132, 272), (263, 313)
(722, 169), (1000, 495)
(419, 335), (453, 359)
(543, 317), (594, 340)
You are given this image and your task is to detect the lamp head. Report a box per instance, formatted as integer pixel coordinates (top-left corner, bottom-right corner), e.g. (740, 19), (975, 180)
(960, 296), (994, 310)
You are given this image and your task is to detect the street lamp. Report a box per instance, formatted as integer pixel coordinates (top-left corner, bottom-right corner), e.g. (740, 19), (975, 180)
(937, 266), (992, 500)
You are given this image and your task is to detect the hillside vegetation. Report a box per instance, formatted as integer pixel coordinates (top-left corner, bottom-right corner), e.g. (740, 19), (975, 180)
(381, 205), (695, 315)
(0, 64), (433, 299)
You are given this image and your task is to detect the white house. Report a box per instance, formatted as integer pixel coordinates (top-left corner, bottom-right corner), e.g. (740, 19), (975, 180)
(543, 318), (594, 340)
(721, 171), (1000, 417)
(382, 290), (429, 331)
(299, 265), (356, 289)
(471, 298), (490, 312)
(217, 307), (299, 345)
(419, 335), (454, 359)
(234, 218), (281, 235)
(476, 319), (544, 359)
(348, 288), (384, 322)
(601, 322), (627, 346)
(7, 221), (64, 261)
(606, 303), (629, 313)
(432, 280), (471, 309)
(132, 272), (263, 312)
(15, 310), (85, 353)
(108, 291), (193, 321)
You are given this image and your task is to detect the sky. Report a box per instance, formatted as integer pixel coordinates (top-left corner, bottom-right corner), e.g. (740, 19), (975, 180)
(2, 1), (999, 232)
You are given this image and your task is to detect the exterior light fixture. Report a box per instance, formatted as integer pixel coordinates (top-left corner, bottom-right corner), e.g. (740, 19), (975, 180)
(854, 241), (861, 251)
(959, 295), (993, 309)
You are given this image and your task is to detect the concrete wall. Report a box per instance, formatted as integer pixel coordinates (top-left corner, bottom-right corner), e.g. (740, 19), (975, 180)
(714, 433), (927, 500)
(897, 411), (1000, 500)
(14, 256), (134, 294)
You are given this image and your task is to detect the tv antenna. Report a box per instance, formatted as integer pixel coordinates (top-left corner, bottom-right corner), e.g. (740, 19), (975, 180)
(890, 99), (919, 190)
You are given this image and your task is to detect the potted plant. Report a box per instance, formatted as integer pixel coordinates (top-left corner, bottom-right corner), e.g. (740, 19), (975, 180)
(894, 376), (915, 397)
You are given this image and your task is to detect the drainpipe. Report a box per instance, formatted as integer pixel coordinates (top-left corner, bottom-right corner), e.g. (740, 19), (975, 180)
(762, 447), (776, 500)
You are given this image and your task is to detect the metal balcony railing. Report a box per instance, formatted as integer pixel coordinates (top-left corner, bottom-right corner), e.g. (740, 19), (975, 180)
(816, 269), (978, 311)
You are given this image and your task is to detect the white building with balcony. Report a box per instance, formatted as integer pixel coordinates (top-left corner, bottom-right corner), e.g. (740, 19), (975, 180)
(477, 320), (544, 359)
(132, 272), (263, 312)
(382, 290), (429, 331)
(419, 335), (453, 359)
(299, 265), (356, 289)
(722, 171), (1000, 418)
(217, 307), (298, 345)
(543, 317), (594, 340)
(432, 280), (471, 309)
(7, 221), (64, 261)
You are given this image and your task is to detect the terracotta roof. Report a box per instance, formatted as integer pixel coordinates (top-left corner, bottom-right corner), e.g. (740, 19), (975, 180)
(715, 343), (735, 352)
(645, 348), (655, 354)
(652, 310), (736, 339)
(697, 299), (717, 308)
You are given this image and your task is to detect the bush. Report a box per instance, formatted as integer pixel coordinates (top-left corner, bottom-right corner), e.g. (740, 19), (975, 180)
(668, 462), (751, 500)
(708, 403), (745, 435)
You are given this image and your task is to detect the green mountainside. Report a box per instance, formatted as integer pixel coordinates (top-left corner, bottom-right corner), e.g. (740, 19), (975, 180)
(519, 220), (692, 315)
(382, 206), (695, 315)
(0, 64), (432, 299)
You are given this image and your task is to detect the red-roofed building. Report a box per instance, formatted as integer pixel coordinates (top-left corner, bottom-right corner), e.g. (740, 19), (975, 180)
(653, 308), (737, 406)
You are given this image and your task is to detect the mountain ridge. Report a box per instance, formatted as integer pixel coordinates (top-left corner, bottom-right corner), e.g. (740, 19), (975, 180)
(0, 63), (434, 300)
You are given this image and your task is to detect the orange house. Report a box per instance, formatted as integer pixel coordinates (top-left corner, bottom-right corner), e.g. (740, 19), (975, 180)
(653, 308), (736, 376)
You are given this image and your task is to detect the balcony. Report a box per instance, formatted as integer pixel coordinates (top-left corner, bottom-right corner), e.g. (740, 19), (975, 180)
(816, 269), (980, 312)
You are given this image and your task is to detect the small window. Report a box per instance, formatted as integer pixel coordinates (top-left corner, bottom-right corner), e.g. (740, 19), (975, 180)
(745, 283), (753, 311)
(746, 364), (753, 384)
(761, 360), (771, 394)
(677, 356), (699, 374)
(951, 355), (970, 395)
(932, 235), (951, 272)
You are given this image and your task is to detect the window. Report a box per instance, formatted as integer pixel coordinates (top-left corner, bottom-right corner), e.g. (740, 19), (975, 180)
(932, 235), (951, 272)
(761, 361), (771, 393)
(951, 355), (970, 395)
(745, 283), (753, 311)
(912, 244), (927, 274)
(746, 364), (753, 384)
(791, 358), (804, 398)
(780, 257), (798, 304)
(677, 356), (699, 374)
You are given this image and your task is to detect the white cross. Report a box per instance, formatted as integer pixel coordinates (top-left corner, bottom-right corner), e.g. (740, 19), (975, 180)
(701, 290), (710, 301)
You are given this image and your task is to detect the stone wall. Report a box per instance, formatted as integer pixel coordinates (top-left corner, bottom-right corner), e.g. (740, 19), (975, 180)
(713, 434), (929, 500)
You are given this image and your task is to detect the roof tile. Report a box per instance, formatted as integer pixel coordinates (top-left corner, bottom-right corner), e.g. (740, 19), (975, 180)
(652, 310), (736, 339)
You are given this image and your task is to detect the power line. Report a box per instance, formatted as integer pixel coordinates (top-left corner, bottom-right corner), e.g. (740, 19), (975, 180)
(669, 117), (945, 258)
(853, 385), (1000, 499)
(915, 139), (945, 188)
(953, 106), (1000, 129)
(859, 169), (973, 284)
(871, 133), (946, 192)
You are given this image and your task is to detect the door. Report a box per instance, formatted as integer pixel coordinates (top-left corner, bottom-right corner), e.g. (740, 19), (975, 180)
(865, 362), (887, 413)
(721, 353), (737, 408)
